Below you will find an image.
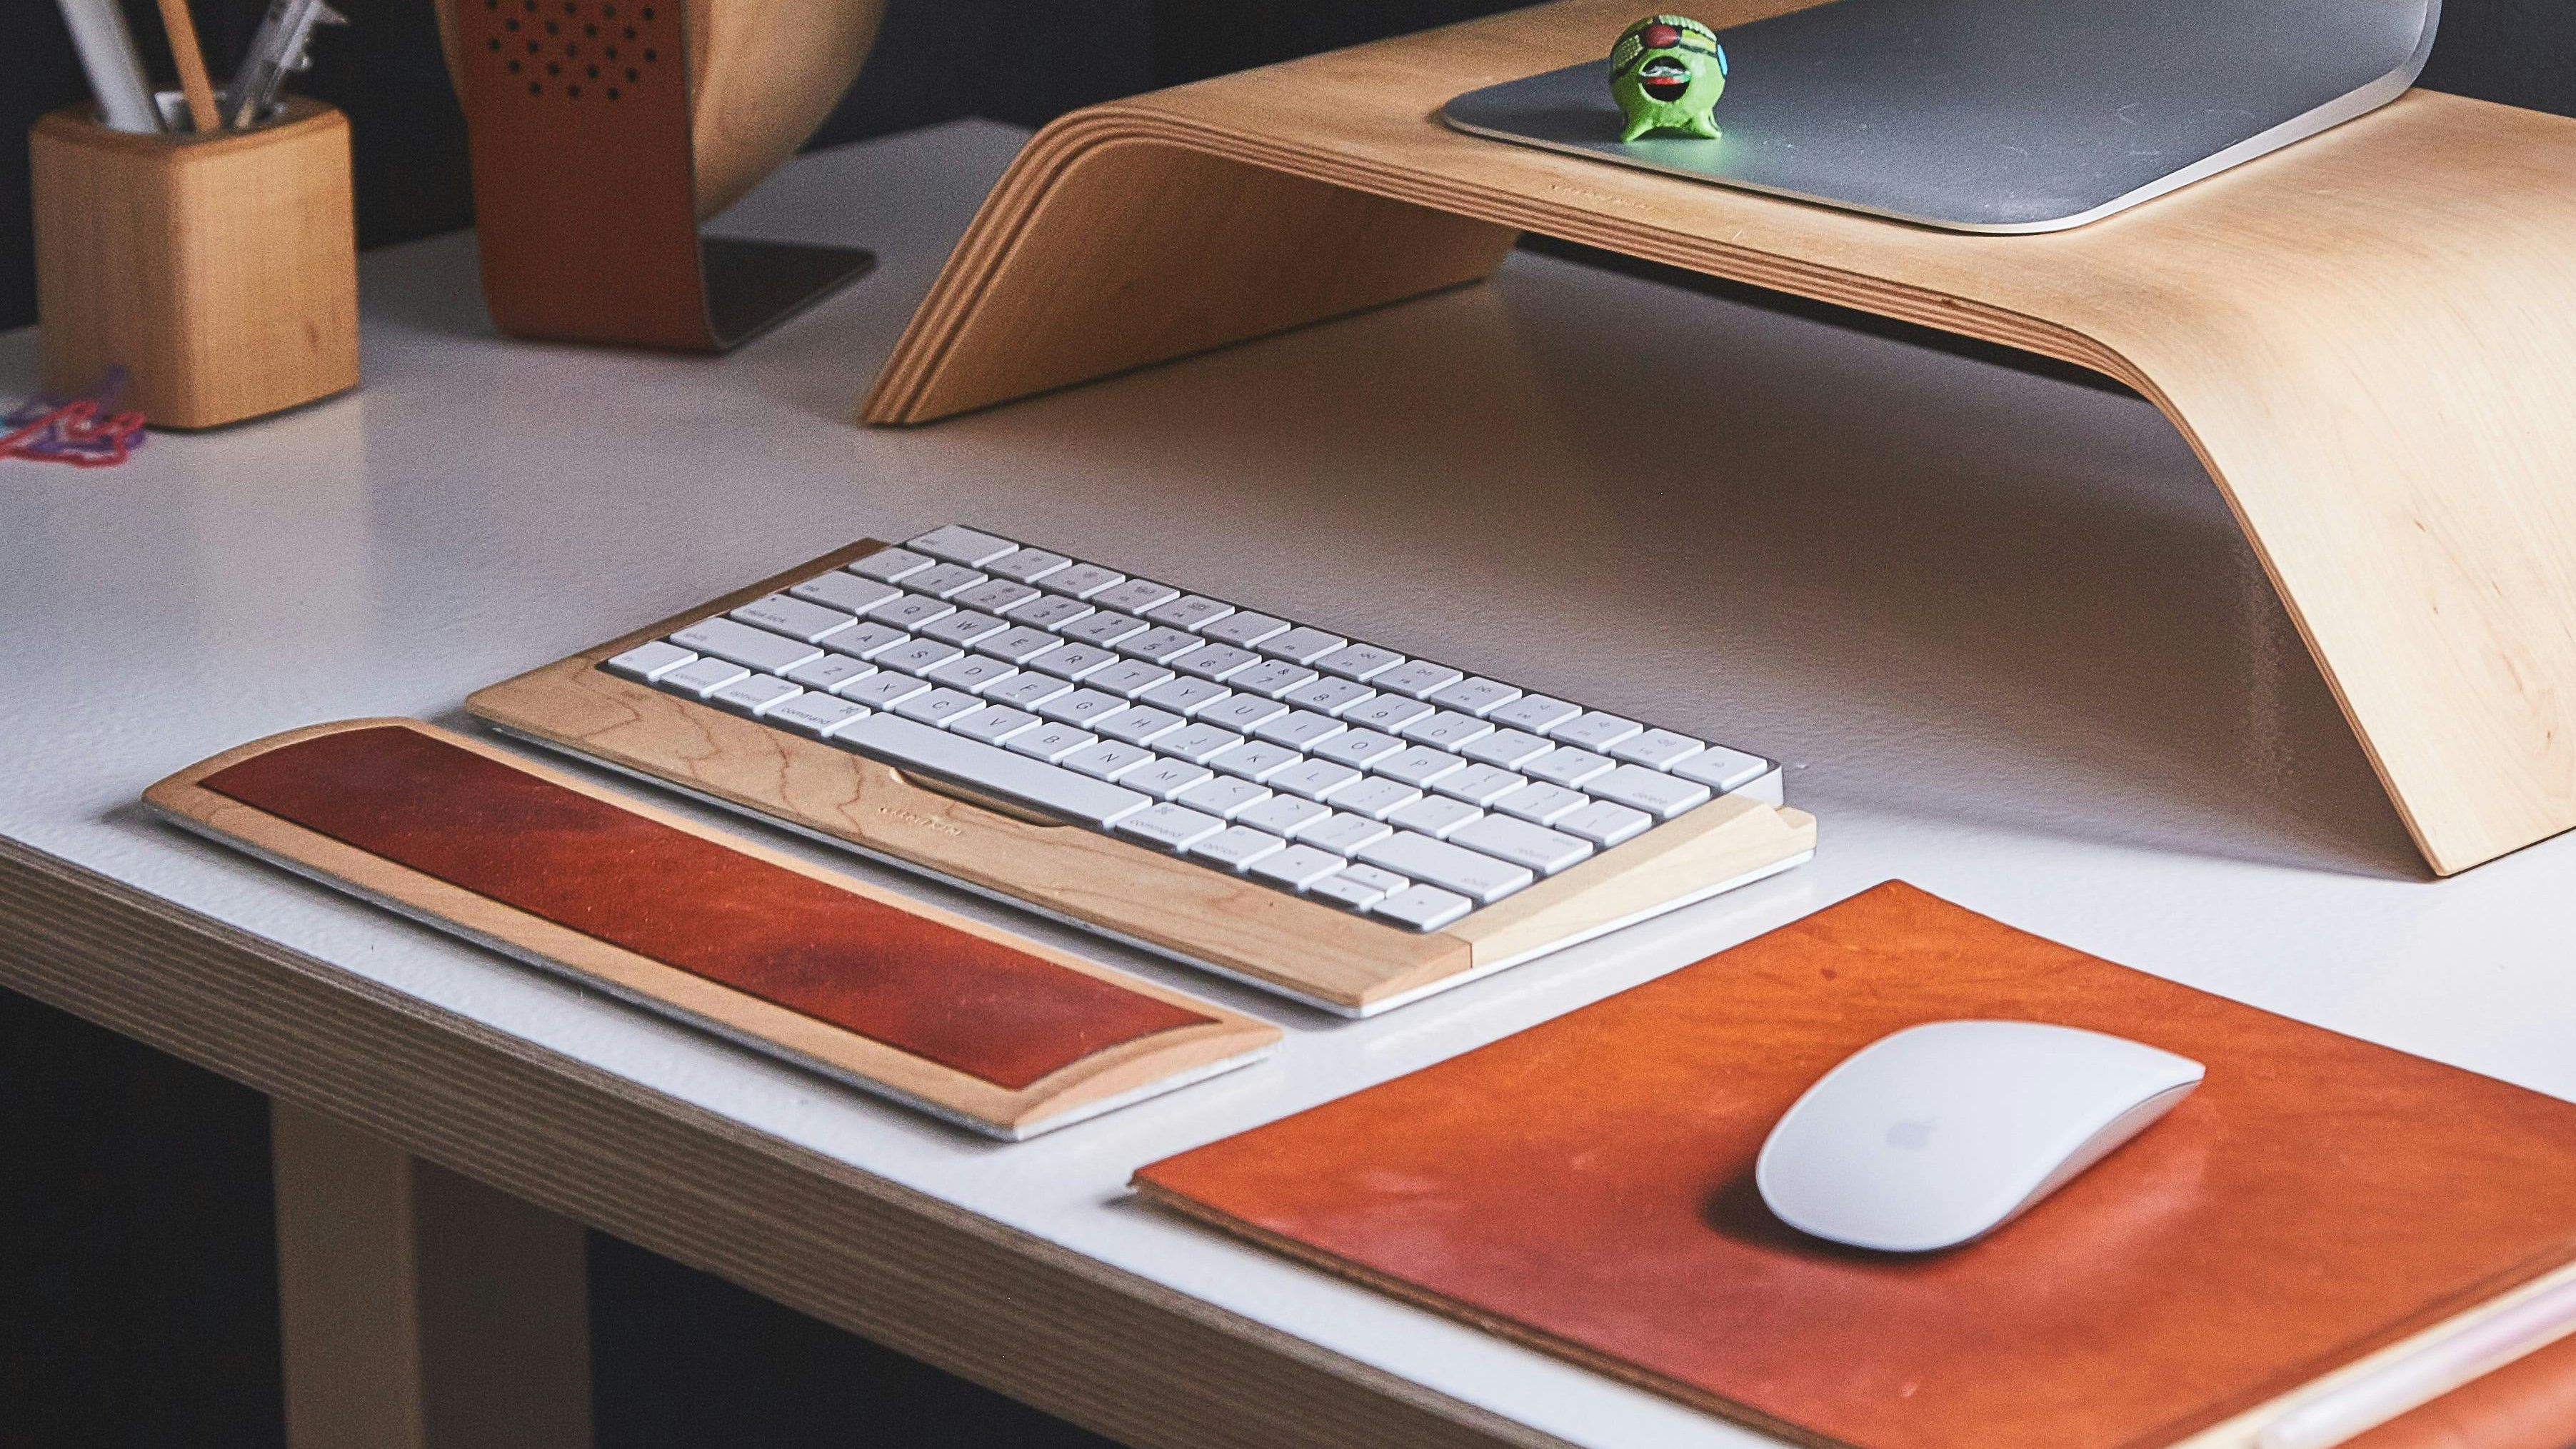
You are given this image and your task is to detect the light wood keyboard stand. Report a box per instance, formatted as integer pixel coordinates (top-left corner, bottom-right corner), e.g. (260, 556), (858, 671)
(861, 0), (2576, 878)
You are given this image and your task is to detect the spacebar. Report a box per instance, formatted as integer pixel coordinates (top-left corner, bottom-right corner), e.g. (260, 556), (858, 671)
(835, 713), (1151, 829)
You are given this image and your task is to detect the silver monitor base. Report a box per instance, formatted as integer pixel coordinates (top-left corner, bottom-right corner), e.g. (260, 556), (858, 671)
(1443, 0), (2438, 233)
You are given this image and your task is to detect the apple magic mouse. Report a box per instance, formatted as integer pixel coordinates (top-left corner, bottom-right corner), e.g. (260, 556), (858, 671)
(1754, 1019), (2205, 1253)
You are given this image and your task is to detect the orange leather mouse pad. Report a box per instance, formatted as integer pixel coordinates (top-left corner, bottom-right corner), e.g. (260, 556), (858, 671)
(1134, 882), (2576, 1449)
(198, 724), (1210, 1090)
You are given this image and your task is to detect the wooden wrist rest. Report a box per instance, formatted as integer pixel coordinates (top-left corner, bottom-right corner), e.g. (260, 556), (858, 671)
(144, 720), (1278, 1138)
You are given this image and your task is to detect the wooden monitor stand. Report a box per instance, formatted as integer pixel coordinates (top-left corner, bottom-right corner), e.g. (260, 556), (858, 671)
(861, 0), (2576, 878)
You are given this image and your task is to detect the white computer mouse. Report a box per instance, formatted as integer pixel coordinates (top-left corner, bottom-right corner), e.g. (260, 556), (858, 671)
(1754, 1020), (2205, 1253)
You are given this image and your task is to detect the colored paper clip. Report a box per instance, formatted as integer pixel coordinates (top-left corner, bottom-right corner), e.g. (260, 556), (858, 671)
(2, 368), (149, 468)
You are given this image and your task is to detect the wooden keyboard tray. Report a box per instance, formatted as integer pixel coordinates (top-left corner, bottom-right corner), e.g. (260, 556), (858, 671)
(465, 540), (1819, 1016)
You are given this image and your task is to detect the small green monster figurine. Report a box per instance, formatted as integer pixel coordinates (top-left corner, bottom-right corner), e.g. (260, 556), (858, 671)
(1609, 14), (1728, 141)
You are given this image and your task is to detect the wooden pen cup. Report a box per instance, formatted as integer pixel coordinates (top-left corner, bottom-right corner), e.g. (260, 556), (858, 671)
(30, 98), (359, 429)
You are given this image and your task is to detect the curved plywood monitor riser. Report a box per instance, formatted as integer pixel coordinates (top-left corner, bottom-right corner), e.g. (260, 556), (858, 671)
(862, 0), (2576, 879)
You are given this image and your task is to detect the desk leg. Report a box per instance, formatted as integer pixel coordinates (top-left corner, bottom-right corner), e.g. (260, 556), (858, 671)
(271, 1101), (594, 1449)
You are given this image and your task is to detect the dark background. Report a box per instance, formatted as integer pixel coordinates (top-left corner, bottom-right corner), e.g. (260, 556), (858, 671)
(6, 1), (2576, 1445)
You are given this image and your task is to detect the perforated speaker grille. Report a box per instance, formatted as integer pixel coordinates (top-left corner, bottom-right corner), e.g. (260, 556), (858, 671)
(474, 0), (669, 104)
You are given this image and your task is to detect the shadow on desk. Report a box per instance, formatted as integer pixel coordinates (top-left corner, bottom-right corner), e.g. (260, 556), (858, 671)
(908, 245), (2421, 880)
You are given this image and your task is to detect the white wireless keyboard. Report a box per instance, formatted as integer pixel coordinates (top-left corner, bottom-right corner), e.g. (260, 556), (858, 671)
(471, 526), (1817, 1014)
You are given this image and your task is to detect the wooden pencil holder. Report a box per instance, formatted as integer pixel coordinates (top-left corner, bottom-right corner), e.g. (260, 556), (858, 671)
(30, 97), (359, 430)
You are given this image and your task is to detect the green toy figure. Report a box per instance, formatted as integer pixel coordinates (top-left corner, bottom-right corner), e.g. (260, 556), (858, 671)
(1608, 14), (1728, 141)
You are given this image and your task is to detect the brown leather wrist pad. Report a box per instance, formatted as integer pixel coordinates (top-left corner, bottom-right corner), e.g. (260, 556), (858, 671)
(196, 724), (1211, 1089)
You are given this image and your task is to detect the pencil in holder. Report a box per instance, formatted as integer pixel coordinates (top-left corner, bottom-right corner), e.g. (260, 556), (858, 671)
(30, 97), (359, 430)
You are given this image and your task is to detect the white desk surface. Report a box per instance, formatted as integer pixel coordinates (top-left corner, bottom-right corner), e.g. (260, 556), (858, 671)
(5, 119), (2573, 1449)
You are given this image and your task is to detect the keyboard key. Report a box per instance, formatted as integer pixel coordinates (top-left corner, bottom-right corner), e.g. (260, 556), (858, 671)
(1178, 776), (1271, 819)
(1268, 756), (1364, 801)
(1371, 885), (1473, 931)
(1210, 741), (1301, 782)
(1252, 710), (1345, 751)
(1226, 661), (1316, 698)
(1035, 688), (1129, 726)
(954, 578), (1040, 616)
(1373, 660), (1464, 699)
(895, 687), (984, 726)
(842, 672), (931, 710)
(1174, 643), (1261, 681)
(908, 524), (1019, 565)
(1097, 706), (1186, 746)
(983, 547), (1071, 583)
(785, 653), (876, 693)
(1493, 781), (1589, 825)
(1028, 643), (1118, 680)
(877, 638), (963, 676)
(1310, 728), (1404, 769)
(836, 713), (1148, 828)
(1450, 814), (1593, 876)
(1121, 758), (1213, 801)
(1585, 763), (1712, 820)
(770, 693), (868, 738)
(1554, 711), (1644, 752)
(1091, 578), (1181, 615)
(1423, 763), (1519, 808)
(1248, 843), (1346, 891)
(975, 626), (1063, 664)
(1061, 611), (1148, 647)
(1429, 676), (1523, 717)
(1238, 794), (1331, 838)
(1258, 626), (1348, 663)
(823, 621), (910, 659)
(918, 610), (1007, 647)
(906, 563), (991, 599)
(1557, 799), (1652, 848)
(849, 546), (934, 583)
(606, 640), (696, 682)
(1146, 594), (1236, 632)
(1388, 795), (1482, 840)
(658, 656), (749, 698)
(1141, 676), (1231, 716)
(1200, 693), (1287, 733)
(1188, 826), (1287, 872)
(733, 594), (858, 644)
(1119, 626), (1204, 665)
(1083, 660), (1175, 698)
(950, 706), (1041, 745)
(1490, 693), (1582, 736)
(1156, 723), (1245, 764)
(1400, 710), (1494, 751)
(1308, 864), (1408, 911)
(1326, 776), (1422, 821)
(1062, 740), (1152, 781)
(1355, 832), (1532, 906)
(1316, 643), (1404, 681)
(1525, 746), (1615, 788)
(1671, 744), (1772, 793)
(1295, 812), (1394, 857)
(1280, 676), (1376, 716)
(1040, 562), (1125, 598)
(863, 593), (954, 631)
(1201, 611), (1288, 648)
(984, 672), (1073, 710)
(1459, 728), (1551, 768)
(711, 675), (803, 717)
(1373, 745), (1467, 791)
(1005, 593), (1094, 631)
(1007, 722), (1097, 762)
(926, 655), (1019, 694)
(1343, 695), (1434, 733)
(1609, 728), (1705, 771)
(787, 571), (902, 616)
(672, 617), (823, 675)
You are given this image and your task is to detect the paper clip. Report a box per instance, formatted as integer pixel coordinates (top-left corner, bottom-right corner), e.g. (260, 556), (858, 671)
(1, 368), (149, 468)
